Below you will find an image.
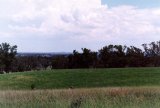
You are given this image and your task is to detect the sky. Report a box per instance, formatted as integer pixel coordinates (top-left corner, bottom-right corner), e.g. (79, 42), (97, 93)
(102, 0), (160, 8)
(0, 0), (160, 52)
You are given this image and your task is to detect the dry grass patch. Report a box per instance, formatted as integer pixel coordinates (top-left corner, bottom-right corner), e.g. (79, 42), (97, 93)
(0, 87), (159, 108)
(15, 75), (34, 80)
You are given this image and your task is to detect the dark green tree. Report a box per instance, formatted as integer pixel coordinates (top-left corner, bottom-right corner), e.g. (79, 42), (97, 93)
(52, 56), (68, 69)
(81, 48), (97, 68)
(126, 46), (145, 67)
(0, 43), (17, 72)
(99, 45), (126, 68)
(142, 41), (160, 66)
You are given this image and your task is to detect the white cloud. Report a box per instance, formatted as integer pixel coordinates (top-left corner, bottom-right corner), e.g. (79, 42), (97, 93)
(0, 0), (160, 51)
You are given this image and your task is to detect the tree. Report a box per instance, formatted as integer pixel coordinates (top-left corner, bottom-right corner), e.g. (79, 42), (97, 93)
(126, 46), (145, 67)
(52, 56), (68, 69)
(99, 45), (126, 68)
(67, 48), (98, 68)
(81, 48), (97, 68)
(0, 43), (17, 72)
(99, 45), (112, 68)
(142, 41), (160, 66)
(68, 50), (84, 68)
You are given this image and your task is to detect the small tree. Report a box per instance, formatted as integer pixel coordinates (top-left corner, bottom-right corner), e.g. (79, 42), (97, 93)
(0, 43), (17, 72)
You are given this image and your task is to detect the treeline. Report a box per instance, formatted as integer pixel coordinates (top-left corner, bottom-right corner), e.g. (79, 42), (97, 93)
(1, 41), (160, 73)
(51, 41), (160, 69)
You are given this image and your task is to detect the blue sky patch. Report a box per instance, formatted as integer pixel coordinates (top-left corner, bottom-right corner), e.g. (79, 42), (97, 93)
(102, 0), (160, 8)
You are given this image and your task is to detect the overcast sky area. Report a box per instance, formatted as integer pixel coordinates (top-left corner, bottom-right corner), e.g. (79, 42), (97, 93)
(0, 0), (160, 52)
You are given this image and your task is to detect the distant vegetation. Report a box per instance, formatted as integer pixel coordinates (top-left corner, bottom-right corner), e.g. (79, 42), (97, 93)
(1, 41), (160, 72)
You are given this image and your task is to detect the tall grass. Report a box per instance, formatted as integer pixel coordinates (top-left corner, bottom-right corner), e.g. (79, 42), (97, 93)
(0, 87), (160, 108)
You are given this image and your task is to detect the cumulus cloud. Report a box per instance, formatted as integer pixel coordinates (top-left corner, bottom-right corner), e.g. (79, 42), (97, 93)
(0, 0), (160, 51)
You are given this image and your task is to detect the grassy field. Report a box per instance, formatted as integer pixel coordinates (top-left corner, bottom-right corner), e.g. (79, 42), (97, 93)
(0, 68), (160, 90)
(0, 87), (160, 108)
(0, 68), (160, 107)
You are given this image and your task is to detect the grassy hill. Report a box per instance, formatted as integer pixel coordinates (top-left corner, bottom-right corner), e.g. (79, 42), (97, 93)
(1, 68), (160, 107)
(0, 68), (160, 90)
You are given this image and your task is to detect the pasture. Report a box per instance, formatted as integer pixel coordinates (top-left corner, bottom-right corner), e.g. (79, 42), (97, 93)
(0, 68), (160, 107)
(0, 68), (160, 90)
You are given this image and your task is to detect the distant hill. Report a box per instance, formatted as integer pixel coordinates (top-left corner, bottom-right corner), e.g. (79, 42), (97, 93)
(17, 52), (72, 57)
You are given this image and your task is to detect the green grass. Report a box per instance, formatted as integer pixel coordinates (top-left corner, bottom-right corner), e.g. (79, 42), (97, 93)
(0, 68), (160, 107)
(0, 67), (160, 90)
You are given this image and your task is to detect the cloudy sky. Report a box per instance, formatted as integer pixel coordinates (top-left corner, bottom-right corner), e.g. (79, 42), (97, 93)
(0, 0), (160, 52)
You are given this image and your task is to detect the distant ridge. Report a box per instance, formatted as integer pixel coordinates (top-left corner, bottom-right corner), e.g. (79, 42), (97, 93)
(17, 52), (72, 57)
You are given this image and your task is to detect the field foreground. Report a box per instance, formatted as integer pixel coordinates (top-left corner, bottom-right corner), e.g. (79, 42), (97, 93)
(1, 87), (160, 108)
